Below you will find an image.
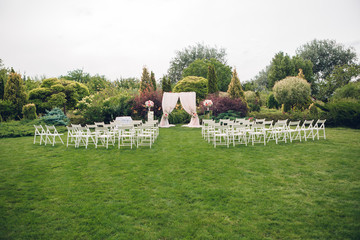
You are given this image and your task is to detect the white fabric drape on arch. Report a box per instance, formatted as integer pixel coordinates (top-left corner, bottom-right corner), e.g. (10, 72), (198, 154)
(159, 92), (179, 128)
(179, 92), (201, 127)
(159, 92), (201, 128)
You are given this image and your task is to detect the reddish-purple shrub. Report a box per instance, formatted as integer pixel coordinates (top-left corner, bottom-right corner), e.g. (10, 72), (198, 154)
(200, 94), (248, 117)
(132, 90), (163, 120)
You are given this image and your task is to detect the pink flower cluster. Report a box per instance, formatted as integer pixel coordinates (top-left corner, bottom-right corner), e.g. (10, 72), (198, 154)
(203, 99), (213, 107)
(192, 112), (197, 118)
(145, 100), (154, 108)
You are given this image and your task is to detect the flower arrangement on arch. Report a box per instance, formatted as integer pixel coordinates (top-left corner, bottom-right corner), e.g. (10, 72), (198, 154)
(163, 112), (169, 119)
(192, 112), (197, 118)
(145, 100), (154, 110)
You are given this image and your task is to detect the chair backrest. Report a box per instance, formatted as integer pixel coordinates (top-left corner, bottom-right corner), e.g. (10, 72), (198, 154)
(301, 120), (314, 129)
(34, 125), (46, 134)
(235, 118), (247, 124)
(45, 125), (59, 134)
(202, 119), (214, 125)
(132, 120), (143, 126)
(94, 122), (105, 127)
(276, 119), (288, 124)
(220, 119), (233, 126)
(263, 120), (273, 128)
(86, 124), (96, 129)
(255, 118), (265, 124)
(314, 119), (326, 128)
(251, 123), (265, 131)
(288, 121), (301, 129)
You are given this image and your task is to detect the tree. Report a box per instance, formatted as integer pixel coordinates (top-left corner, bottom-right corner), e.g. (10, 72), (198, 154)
(161, 76), (172, 92)
(140, 67), (152, 93)
(296, 39), (358, 81)
(267, 52), (315, 92)
(318, 64), (360, 101)
(167, 43), (227, 83)
(227, 69), (245, 99)
(113, 77), (140, 89)
(86, 74), (109, 93)
(60, 68), (91, 84)
(150, 71), (157, 91)
(273, 76), (311, 110)
(243, 65), (271, 91)
(29, 78), (89, 114)
(0, 66), (8, 100)
(4, 70), (27, 119)
(207, 65), (219, 95)
(267, 52), (295, 88)
(173, 76), (208, 101)
(182, 58), (232, 91)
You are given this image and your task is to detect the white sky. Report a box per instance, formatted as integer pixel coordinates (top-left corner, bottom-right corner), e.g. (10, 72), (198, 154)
(0, 0), (359, 82)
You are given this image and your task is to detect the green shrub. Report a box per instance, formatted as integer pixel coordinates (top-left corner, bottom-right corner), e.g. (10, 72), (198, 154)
(173, 76), (208, 101)
(41, 108), (69, 126)
(273, 76), (311, 110)
(331, 81), (360, 101)
(22, 103), (37, 120)
(213, 110), (241, 121)
(316, 99), (360, 128)
(266, 93), (280, 109)
(168, 109), (190, 124)
(0, 99), (15, 121)
(0, 119), (66, 138)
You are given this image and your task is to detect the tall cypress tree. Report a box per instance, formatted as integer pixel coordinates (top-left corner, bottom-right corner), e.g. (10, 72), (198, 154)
(4, 70), (27, 118)
(150, 71), (156, 91)
(227, 69), (245, 99)
(161, 76), (172, 92)
(140, 67), (152, 93)
(207, 64), (219, 95)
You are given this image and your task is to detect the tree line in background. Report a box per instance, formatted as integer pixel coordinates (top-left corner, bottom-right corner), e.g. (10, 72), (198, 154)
(0, 39), (359, 128)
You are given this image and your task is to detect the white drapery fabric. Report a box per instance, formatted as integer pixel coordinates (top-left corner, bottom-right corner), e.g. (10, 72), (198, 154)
(159, 92), (201, 128)
(159, 92), (179, 128)
(179, 92), (201, 127)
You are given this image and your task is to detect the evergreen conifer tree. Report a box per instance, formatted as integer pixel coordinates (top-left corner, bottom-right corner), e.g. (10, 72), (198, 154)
(207, 65), (219, 95)
(161, 76), (172, 92)
(4, 70), (27, 118)
(140, 67), (152, 92)
(150, 71), (156, 91)
(227, 69), (245, 99)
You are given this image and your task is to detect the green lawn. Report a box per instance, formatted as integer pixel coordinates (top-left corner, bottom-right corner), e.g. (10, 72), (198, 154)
(0, 126), (359, 239)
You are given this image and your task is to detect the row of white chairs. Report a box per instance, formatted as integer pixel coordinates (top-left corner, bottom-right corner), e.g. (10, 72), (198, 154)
(34, 125), (64, 146)
(66, 120), (159, 149)
(202, 119), (326, 148)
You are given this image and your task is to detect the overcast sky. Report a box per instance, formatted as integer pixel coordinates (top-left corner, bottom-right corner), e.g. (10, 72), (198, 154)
(0, 0), (359, 82)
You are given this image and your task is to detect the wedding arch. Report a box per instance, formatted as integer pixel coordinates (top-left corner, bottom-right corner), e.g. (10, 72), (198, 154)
(159, 92), (201, 128)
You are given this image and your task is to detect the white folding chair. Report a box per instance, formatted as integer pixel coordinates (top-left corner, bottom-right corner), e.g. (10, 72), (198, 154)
(313, 119), (326, 140)
(202, 119), (214, 139)
(231, 125), (247, 147)
(34, 125), (47, 145)
(286, 121), (302, 142)
(301, 120), (315, 141)
(267, 120), (288, 144)
(213, 125), (230, 148)
(94, 127), (114, 149)
(45, 125), (64, 146)
(136, 125), (153, 148)
(207, 121), (221, 143)
(66, 126), (79, 147)
(248, 123), (266, 145)
(118, 126), (135, 149)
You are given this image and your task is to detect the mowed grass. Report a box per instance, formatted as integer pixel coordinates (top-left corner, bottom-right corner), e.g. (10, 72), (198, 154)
(0, 126), (359, 239)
